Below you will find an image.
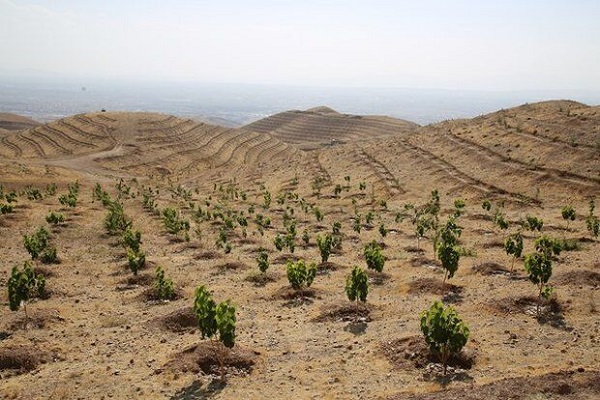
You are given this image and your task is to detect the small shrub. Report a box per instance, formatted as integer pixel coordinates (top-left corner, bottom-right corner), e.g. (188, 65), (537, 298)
(434, 217), (462, 283)
(481, 200), (492, 212)
(273, 234), (285, 251)
(105, 201), (132, 236)
(256, 248), (269, 274)
(23, 227), (50, 260)
(345, 265), (369, 306)
(302, 229), (310, 247)
(524, 215), (544, 232)
(193, 285), (237, 382)
(122, 229), (142, 253)
(313, 207), (324, 223)
(524, 251), (553, 314)
(504, 232), (523, 271)
(40, 247), (58, 264)
(8, 262), (46, 319)
(127, 249), (146, 276)
(378, 223), (388, 238)
(162, 207), (190, 237)
(316, 234), (334, 263)
(586, 200), (599, 239)
(420, 301), (469, 375)
(45, 211), (65, 226)
(561, 205), (576, 231)
(0, 203), (14, 214)
(154, 266), (175, 301)
(363, 241), (385, 273)
(286, 259), (317, 290)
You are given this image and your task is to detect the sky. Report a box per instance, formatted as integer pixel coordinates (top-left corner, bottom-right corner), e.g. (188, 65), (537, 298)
(1, 0), (599, 91)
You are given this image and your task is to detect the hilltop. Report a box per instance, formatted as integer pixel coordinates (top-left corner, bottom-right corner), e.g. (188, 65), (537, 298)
(243, 106), (419, 150)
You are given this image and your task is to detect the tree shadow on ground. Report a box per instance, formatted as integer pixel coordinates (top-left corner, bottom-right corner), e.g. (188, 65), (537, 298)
(171, 380), (225, 400)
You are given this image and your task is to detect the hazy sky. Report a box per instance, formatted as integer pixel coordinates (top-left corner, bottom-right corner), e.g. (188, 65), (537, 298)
(1, 0), (599, 90)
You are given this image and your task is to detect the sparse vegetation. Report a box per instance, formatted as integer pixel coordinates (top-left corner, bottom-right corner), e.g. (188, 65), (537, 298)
(286, 259), (317, 290)
(420, 301), (469, 375)
(363, 241), (385, 273)
(8, 262), (46, 320)
(154, 266), (175, 301)
(193, 285), (237, 382)
(345, 265), (369, 307)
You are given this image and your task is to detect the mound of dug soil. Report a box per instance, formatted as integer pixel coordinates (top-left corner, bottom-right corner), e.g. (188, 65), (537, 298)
(471, 262), (510, 276)
(5, 309), (65, 331)
(555, 270), (600, 287)
(150, 306), (197, 333)
(313, 302), (373, 323)
(391, 369), (599, 400)
(408, 277), (463, 303)
(166, 341), (257, 377)
(381, 336), (476, 372)
(0, 345), (52, 374)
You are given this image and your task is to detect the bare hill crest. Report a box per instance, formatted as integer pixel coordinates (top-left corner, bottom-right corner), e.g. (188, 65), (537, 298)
(243, 106), (419, 150)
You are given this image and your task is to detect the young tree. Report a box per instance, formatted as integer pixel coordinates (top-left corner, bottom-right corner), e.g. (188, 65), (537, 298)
(504, 232), (524, 272)
(524, 251), (553, 315)
(154, 266), (175, 301)
(122, 229), (142, 253)
(8, 262), (46, 320)
(256, 248), (269, 274)
(345, 265), (369, 312)
(363, 241), (385, 273)
(162, 207), (190, 240)
(23, 226), (50, 260)
(524, 215), (544, 232)
(127, 249), (146, 276)
(193, 285), (237, 382)
(420, 301), (470, 375)
(316, 234), (335, 263)
(561, 205), (576, 232)
(481, 199), (492, 213)
(434, 217), (462, 284)
(45, 211), (65, 226)
(286, 259), (317, 291)
(586, 200), (600, 239)
(105, 201), (132, 236)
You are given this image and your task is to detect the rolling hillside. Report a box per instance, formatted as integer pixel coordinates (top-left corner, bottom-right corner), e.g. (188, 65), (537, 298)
(0, 100), (599, 400)
(0, 112), (39, 131)
(0, 112), (301, 180)
(243, 106), (419, 150)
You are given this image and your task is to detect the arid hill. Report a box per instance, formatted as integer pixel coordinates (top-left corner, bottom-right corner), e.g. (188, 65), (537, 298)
(243, 106), (419, 150)
(0, 111), (301, 181)
(0, 112), (39, 131)
(0, 100), (599, 400)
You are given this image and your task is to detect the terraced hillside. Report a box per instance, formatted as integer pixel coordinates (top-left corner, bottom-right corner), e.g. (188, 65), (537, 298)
(0, 100), (599, 400)
(0, 113), (39, 131)
(243, 106), (419, 150)
(0, 112), (301, 180)
(276, 101), (599, 211)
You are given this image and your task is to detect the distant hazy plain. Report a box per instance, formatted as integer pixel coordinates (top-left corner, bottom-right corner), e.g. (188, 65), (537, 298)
(1, 77), (599, 126)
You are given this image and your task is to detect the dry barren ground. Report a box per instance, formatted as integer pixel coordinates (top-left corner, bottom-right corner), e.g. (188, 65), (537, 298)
(0, 101), (599, 399)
